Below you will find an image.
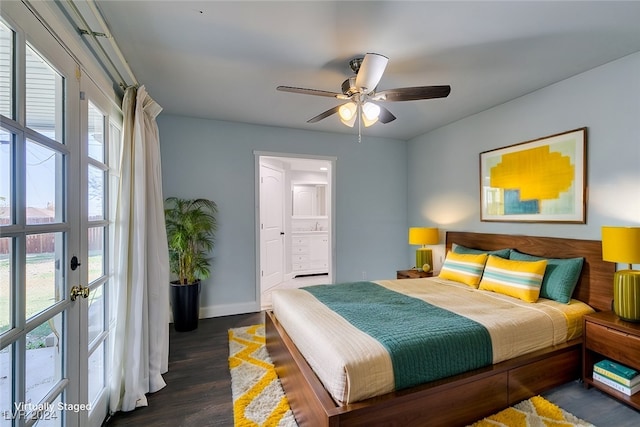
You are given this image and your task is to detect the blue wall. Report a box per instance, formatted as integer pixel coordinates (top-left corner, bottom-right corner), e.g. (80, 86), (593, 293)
(158, 117), (408, 315)
(407, 52), (640, 270)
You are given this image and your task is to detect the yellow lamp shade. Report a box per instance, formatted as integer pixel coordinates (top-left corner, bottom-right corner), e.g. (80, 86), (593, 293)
(408, 227), (439, 246)
(602, 226), (640, 264)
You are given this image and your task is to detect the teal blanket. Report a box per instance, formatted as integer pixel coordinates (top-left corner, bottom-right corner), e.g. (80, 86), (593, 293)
(303, 281), (493, 390)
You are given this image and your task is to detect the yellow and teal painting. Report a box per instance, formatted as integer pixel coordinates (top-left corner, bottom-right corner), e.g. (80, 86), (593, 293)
(480, 128), (586, 223)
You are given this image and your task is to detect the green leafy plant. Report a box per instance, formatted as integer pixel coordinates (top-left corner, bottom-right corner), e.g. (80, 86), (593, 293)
(164, 197), (218, 285)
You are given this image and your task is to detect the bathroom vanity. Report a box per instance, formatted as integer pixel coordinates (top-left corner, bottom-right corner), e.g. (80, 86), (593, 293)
(291, 183), (329, 277)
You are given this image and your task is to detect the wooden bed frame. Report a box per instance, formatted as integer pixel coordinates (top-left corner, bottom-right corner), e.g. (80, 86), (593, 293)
(266, 231), (614, 426)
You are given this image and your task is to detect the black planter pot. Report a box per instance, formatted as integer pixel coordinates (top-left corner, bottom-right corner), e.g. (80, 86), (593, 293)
(169, 280), (201, 332)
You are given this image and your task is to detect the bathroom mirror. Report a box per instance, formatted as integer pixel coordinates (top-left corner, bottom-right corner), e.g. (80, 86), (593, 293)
(292, 184), (327, 217)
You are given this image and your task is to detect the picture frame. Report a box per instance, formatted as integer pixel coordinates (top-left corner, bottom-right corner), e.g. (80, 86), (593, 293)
(479, 128), (586, 223)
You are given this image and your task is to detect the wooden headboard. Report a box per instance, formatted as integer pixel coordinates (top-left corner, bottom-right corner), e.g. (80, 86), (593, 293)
(445, 231), (614, 312)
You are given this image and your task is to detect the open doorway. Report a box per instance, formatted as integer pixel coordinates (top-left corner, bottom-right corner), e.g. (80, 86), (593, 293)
(255, 153), (335, 309)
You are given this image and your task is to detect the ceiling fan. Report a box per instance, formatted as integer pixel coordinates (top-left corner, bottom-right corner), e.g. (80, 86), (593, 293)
(277, 53), (451, 134)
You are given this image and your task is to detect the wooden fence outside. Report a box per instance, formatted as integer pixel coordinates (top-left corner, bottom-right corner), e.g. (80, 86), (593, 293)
(0, 221), (104, 255)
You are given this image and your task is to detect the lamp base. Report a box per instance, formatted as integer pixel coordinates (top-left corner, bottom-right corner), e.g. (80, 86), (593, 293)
(416, 248), (433, 273)
(613, 270), (640, 322)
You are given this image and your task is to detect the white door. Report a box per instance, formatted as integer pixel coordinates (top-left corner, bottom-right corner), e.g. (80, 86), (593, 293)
(260, 164), (284, 291)
(1, 5), (117, 426)
(78, 79), (120, 427)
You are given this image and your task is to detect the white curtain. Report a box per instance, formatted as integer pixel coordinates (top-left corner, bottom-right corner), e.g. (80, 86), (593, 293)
(110, 85), (170, 413)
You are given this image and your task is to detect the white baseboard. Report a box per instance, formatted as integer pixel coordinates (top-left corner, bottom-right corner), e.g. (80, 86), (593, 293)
(169, 301), (260, 324)
(199, 301), (261, 318)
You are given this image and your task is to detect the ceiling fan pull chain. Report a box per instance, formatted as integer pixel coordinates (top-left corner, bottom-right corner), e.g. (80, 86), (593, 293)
(358, 102), (362, 143)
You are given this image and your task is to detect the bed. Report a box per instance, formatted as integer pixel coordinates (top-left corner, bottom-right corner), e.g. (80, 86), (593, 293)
(266, 231), (614, 426)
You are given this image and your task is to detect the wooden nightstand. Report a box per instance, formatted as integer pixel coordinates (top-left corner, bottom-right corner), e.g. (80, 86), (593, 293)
(583, 311), (640, 410)
(396, 269), (433, 279)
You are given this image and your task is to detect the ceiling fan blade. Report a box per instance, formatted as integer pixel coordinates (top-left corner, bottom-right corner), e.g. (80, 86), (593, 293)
(277, 85), (342, 98)
(355, 53), (388, 94)
(307, 105), (341, 123)
(378, 106), (396, 124)
(375, 85), (451, 102)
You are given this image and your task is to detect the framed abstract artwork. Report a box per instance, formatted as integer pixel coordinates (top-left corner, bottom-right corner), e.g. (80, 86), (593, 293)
(479, 128), (586, 223)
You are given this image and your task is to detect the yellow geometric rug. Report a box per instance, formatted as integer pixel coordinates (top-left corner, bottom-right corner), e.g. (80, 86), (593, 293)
(228, 324), (297, 427)
(229, 324), (593, 427)
(469, 395), (595, 427)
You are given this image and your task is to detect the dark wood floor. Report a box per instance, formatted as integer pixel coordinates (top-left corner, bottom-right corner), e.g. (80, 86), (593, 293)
(103, 311), (263, 427)
(104, 311), (640, 427)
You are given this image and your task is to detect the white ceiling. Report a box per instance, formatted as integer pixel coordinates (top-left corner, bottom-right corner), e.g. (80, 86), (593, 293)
(93, 1), (640, 141)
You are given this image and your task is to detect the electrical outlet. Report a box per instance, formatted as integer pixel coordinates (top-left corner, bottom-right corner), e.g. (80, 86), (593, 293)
(362, 271), (367, 280)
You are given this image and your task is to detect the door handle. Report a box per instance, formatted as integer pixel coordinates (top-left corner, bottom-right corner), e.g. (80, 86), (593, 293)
(70, 285), (90, 301)
(280, 232), (285, 235)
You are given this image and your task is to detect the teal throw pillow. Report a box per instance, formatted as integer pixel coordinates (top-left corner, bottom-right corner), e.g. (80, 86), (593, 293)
(452, 243), (511, 259)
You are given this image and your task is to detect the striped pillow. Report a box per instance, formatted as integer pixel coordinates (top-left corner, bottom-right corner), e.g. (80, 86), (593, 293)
(438, 251), (488, 288)
(509, 250), (584, 303)
(479, 255), (547, 302)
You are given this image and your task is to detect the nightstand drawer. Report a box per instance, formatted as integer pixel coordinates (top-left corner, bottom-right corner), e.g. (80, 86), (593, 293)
(585, 321), (640, 369)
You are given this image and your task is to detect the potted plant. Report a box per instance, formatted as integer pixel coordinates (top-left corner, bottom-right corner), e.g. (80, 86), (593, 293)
(165, 197), (218, 331)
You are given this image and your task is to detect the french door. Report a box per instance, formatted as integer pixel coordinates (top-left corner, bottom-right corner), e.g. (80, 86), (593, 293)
(1, 3), (118, 426)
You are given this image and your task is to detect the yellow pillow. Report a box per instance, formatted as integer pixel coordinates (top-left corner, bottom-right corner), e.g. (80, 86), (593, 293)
(479, 255), (547, 302)
(438, 251), (488, 288)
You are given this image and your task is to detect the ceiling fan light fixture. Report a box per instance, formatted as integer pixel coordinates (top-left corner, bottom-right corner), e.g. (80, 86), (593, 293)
(362, 102), (380, 127)
(361, 116), (378, 127)
(338, 102), (357, 127)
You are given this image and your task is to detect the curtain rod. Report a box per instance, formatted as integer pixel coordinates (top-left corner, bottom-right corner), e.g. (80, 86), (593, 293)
(65, 0), (138, 90)
(83, 0), (138, 87)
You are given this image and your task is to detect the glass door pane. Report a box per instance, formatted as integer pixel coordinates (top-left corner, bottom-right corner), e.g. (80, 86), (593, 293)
(25, 232), (64, 319)
(0, 238), (10, 333)
(25, 140), (63, 225)
(87, 102), (104, 163)
(87, 227), (103, 286)
(0, 129), (11, 225)
(25, 45), (63, 141)
(0, 343), (13, 427)
(87, 166), (104, 222)
(0, 21), (12, 118)
(87, 342), (104, 407)
(25, 312), (63, 406)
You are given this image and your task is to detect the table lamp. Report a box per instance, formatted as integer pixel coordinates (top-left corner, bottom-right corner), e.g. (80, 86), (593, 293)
(602, 226), (640, 322)
(408, 227), (439, 272)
